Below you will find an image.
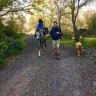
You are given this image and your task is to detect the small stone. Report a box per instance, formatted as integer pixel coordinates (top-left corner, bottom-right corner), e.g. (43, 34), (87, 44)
(90, 57), (93, 59)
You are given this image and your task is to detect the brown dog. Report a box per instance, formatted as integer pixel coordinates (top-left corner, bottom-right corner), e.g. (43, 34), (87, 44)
(75, 42), (83, 56)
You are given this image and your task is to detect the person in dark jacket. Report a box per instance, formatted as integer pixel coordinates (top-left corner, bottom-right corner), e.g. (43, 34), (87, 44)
(50, 21), (62, 60)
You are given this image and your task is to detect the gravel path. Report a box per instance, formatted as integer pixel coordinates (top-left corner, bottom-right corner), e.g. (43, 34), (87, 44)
(0, 35), (96, 96)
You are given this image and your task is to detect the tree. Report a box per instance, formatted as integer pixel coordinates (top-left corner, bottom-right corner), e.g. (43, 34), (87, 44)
(0, 0), (38, 17)
(0, 0), (13, 17)
(65, 0), (95, 42)
(15, 14), (26, 32)
(0, 0), (45, 33)
(54, 0), (68, 27)
(83, 10), (96, 29)
(88, 13), (96, 29)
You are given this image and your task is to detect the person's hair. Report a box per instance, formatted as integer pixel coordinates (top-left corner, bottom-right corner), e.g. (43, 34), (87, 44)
(38, 19), (43, 23)
(53, 21), (57, 24)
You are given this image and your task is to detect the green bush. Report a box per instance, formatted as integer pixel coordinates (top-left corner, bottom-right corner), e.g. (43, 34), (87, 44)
(62, 31), (73, 39)
(79, 37), (86, 45)
(0, 58), (4, 68)
(4, 20), (20, 38)
(0, 35), (26, 67)
(0, 50), (5, 59)
(6, 46), (21, 56)
(8, 38), (23, 50)
(0, 20), (26, 68)
(5, 38), (23, 56)
(0, 22), (6, 33)
(94, 60), (96, 64)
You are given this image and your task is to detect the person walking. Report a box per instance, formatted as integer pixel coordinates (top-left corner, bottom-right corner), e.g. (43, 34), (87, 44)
(50, 21), (62, 60)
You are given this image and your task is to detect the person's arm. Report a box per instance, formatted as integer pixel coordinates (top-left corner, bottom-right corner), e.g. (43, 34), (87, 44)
(57, 27), (62, 35)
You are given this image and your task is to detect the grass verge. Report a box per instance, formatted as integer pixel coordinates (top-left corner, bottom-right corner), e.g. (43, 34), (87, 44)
(46, 37), (96, 48)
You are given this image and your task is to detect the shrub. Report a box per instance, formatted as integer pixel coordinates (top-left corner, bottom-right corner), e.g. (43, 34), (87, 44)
(0, 50), (5, 59)
(94, 60), (96, 64)
(6, 38), (23, 56)
(4, 20), (20, 38)
(8, 38), (23, 50)
(62, 31), (73, 39)
(0, 20), (26, 68)
(79, 37), (86, 45)
(0, 58), (4, 68)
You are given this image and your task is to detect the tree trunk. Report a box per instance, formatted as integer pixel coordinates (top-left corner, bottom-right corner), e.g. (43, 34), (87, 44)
(73, 22), (79, 42)
(71, 9), (79, 42)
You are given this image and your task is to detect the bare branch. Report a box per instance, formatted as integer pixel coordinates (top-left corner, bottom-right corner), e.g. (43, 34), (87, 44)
(74, 0), (80, 22)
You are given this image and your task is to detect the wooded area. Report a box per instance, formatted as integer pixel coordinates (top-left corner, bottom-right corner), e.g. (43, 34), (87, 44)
(0, 0), (96, 66)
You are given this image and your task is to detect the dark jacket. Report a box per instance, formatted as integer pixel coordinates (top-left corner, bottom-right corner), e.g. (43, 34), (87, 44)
(50, 26), (62, 40)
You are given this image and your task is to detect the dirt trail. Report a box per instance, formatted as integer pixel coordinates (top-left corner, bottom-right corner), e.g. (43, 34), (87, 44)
(0, 35), (96, 96)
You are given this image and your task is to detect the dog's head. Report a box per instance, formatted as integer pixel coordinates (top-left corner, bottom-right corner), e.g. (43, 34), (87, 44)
(78, 45), (82, 50)
(76, 42), (82, 49)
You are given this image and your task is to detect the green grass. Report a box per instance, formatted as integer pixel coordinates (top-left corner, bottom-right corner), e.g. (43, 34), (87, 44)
(46, 37), (75, 47)
(61, 38), (75, 47)
(46, 37), (52, 42)
(46, 37), (96, 48)
(82, 38), (96, 48)
(61, 37), (96, 48)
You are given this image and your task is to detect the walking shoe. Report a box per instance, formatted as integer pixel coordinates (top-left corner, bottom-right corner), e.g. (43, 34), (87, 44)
(57, 54), (61, 60)
(54, 54), (57, 59)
